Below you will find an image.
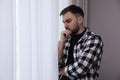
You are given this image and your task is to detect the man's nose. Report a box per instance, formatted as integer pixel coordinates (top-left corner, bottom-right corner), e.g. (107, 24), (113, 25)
(64, 23), (69, 29)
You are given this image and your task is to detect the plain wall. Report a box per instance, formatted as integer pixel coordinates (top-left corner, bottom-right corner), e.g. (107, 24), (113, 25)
(88, 0), (120, 80)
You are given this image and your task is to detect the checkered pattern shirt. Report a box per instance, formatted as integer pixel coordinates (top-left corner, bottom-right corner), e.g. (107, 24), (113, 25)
(59, 28), (103, 80)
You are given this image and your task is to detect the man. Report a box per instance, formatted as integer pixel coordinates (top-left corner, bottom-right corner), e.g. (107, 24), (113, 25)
(58, 5), (103, 80)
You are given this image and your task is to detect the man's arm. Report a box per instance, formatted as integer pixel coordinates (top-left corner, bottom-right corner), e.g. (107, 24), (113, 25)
(58, 30), (71, 76)
(58, 41), (64, 62)
(58, 30), (71, 62)
(58, 38), (67, 76)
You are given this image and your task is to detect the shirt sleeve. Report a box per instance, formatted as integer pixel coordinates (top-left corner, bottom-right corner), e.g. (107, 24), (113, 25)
(64, 35), (103, 77)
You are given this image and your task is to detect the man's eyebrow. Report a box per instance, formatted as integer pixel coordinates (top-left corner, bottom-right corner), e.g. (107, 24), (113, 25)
(63, 18), (72, 23)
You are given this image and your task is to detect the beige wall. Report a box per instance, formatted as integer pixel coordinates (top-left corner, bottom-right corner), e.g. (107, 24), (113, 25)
(88, 0), (120, 80)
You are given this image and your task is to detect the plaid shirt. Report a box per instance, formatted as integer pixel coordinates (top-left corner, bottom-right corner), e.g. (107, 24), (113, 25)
(59, 28), (103, 80)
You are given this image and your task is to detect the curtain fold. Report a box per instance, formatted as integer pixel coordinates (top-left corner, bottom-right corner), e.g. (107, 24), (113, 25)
(16, 0), (59, 80)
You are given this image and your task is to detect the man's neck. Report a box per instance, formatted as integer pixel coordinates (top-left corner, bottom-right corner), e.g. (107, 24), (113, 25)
(77, 26), (84, 34)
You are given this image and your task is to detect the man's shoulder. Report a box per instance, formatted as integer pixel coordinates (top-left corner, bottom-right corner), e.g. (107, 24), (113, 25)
(86, 29), (102, 41)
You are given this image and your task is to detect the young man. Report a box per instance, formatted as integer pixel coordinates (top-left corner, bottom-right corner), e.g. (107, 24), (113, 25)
(58, 5), (103, 80)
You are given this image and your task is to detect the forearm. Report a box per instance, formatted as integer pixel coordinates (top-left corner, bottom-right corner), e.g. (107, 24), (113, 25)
(58, 41), (66, 76)
(58, 41), (65, 62)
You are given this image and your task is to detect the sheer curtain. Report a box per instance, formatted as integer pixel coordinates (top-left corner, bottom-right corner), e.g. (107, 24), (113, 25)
(15, 0), (59, 80)
(0, 0), (15, 80)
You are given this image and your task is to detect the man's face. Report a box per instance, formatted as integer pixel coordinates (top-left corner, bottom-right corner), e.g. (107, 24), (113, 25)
(62, 12), (80, 35)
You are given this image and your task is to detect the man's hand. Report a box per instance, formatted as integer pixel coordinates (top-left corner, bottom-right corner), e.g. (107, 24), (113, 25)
(59, 67), (66, 76)
(60, 30), (71, 43)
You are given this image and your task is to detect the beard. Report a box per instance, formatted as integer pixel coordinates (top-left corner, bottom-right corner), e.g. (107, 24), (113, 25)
(71, 23), (80, 35)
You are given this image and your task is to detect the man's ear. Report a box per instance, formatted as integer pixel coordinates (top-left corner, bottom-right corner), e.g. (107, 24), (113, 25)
(78, 16), (83, 24)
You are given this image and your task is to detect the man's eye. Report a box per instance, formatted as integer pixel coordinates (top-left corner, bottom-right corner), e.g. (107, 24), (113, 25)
(63, 19), (72, 24)
(66, 20), (71, 23)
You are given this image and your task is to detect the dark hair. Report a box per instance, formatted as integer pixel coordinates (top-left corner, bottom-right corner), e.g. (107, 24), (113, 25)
(60, 5), (84, 17)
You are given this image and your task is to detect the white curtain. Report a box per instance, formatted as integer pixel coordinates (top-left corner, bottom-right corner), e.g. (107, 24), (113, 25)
(15, 0), (59, 80)
(0, 0), (14, 80)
